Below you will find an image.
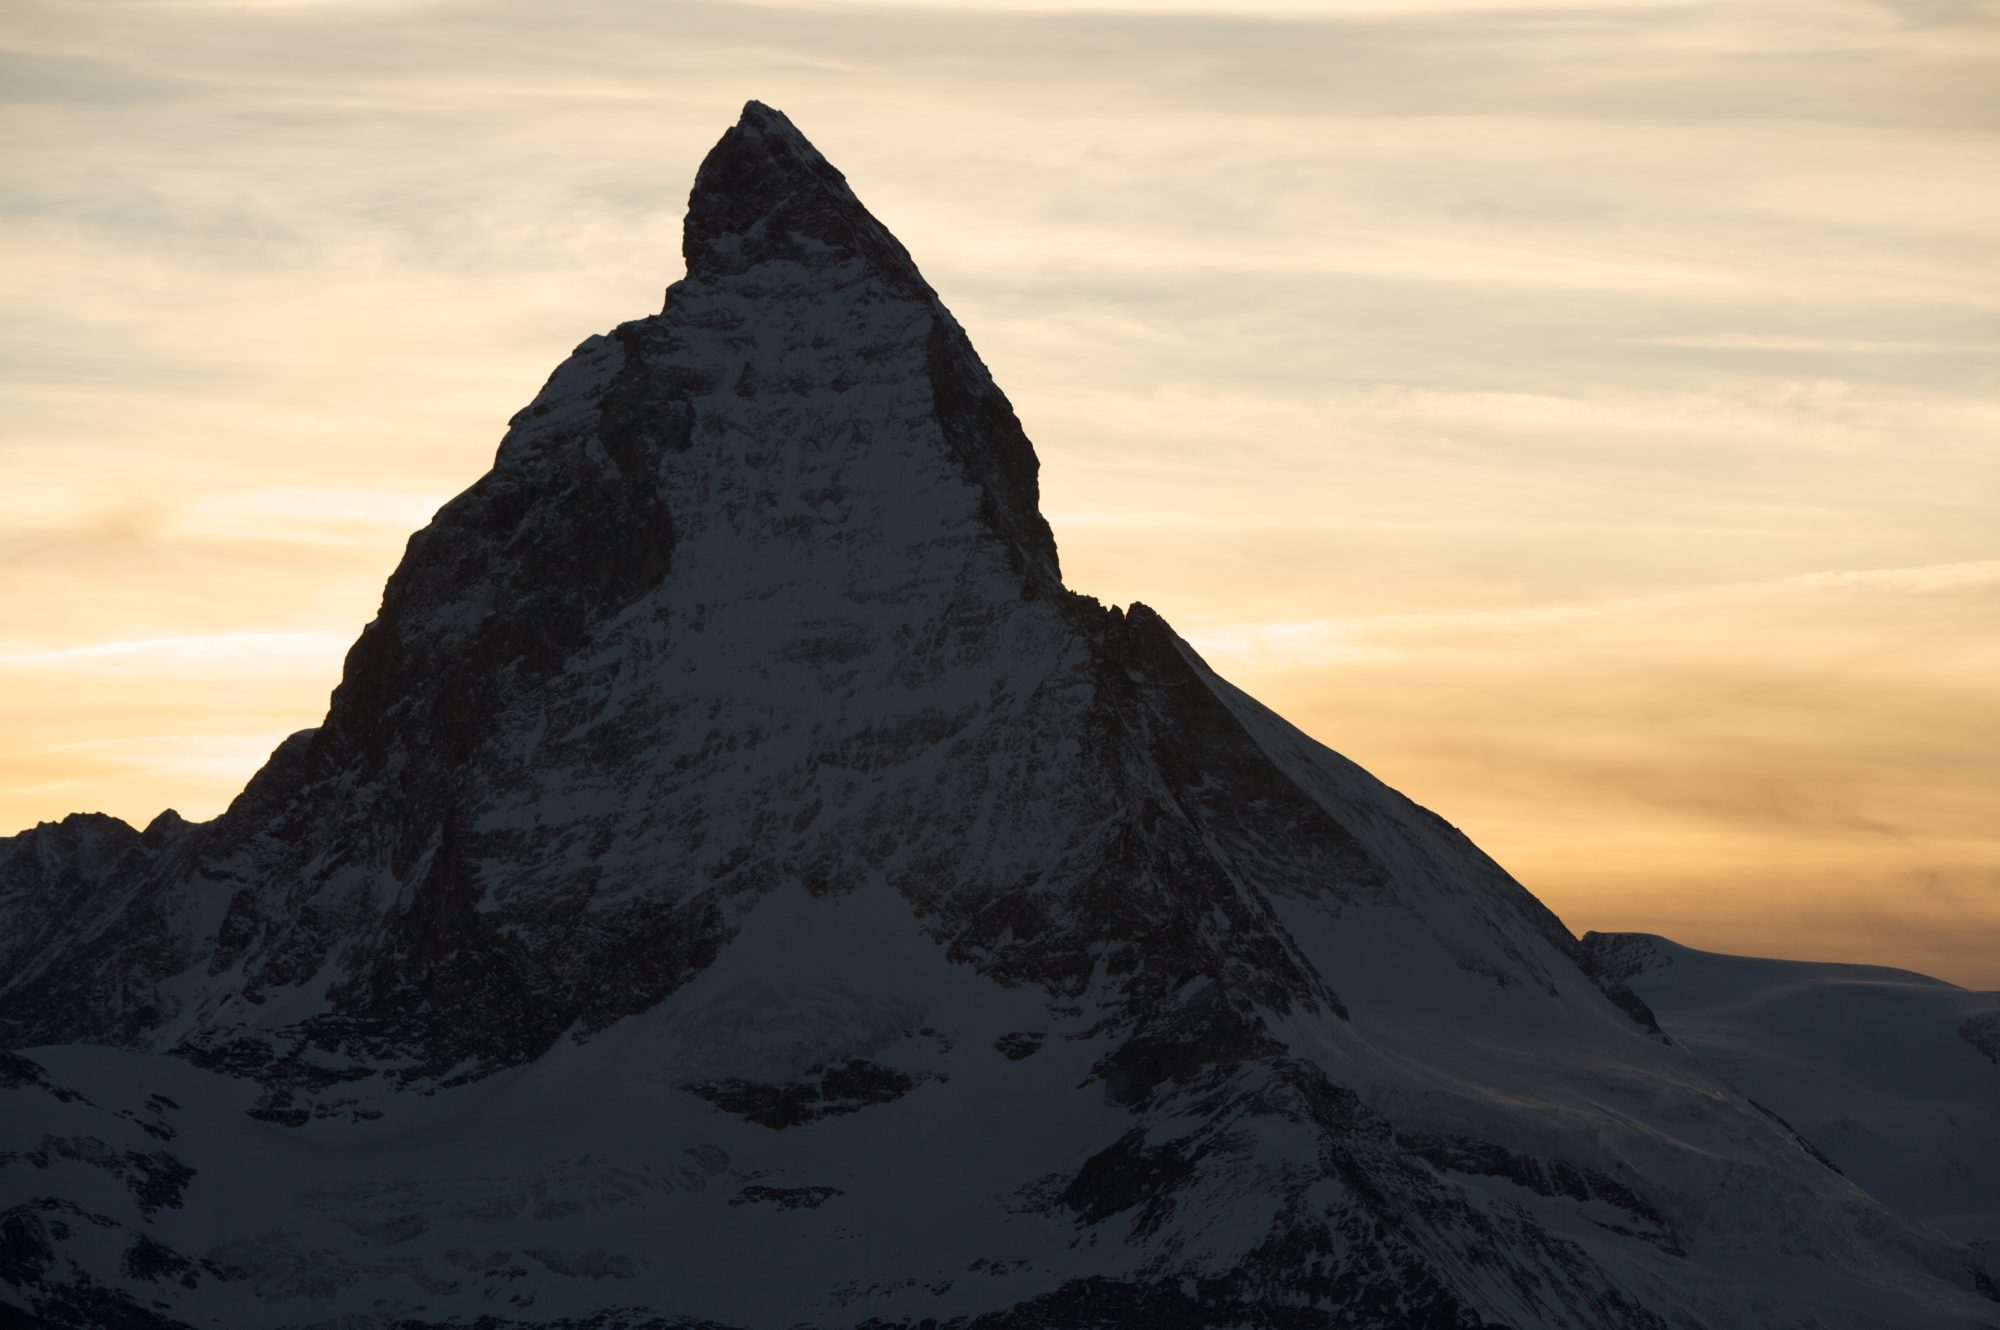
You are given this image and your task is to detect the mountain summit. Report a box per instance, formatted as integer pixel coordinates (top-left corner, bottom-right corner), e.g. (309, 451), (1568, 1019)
(3, 101), (1996, 1330)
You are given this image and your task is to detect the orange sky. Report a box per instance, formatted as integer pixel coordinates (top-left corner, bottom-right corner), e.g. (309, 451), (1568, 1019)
(2, 0), (1996, 986)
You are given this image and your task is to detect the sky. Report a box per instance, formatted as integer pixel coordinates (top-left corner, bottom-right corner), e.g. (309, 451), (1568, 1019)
(1, 0), (1996, 986)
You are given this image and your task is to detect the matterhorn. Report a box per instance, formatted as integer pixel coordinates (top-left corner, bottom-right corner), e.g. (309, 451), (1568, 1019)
(3, 101), (1995, 1330)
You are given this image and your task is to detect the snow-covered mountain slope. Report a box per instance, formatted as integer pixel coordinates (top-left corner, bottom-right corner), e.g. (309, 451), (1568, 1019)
(3, 101), (1996, 1330)
(1584, 931), (2000, 1257)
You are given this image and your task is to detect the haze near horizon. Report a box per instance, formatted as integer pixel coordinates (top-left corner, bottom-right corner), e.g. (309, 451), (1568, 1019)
(1, 0), (1996, 986)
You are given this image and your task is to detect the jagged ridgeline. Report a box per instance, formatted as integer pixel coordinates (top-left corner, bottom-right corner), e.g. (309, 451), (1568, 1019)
(3, 102), (1996, 1330)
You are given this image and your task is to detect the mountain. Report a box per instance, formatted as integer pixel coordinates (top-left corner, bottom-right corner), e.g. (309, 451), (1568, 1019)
(3, 100), (1996, 1330)
(1581, 932), (2000, 1262)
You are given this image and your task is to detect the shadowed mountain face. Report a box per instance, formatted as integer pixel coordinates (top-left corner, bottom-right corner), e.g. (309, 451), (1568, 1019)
(2, 103), (1996, 1330)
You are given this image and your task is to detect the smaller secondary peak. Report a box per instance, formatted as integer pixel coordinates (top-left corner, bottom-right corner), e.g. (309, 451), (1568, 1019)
(681, 100), (926, 292)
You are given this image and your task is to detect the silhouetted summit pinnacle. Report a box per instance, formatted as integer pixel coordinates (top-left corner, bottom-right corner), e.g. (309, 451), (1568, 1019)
(2, 103), (1995, 1330)
(684, 101), (917, 284)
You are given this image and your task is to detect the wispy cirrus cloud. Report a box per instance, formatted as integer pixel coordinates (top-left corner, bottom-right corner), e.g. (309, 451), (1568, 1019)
(1185, 559), (2000, 666)
(0, 630), (356, 671)
(1185, 555), (2000, 984)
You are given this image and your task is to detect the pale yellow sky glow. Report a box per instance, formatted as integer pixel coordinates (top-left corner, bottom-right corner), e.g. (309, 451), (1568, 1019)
(2, 0), (1996, 985)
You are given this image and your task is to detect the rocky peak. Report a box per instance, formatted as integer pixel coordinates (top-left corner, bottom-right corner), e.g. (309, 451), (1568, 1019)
(41, 101), (1077, 1070)
(682, 100), (926, 293)
(311, 101), (1057, 798)
(0, 104), (1574, 1077)
(675, 100), (1060, 588)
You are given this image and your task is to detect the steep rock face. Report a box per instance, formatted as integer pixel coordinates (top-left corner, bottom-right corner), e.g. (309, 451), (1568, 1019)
(3, 103), (1996, 1329)
(0, 104), (1587, 1083)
